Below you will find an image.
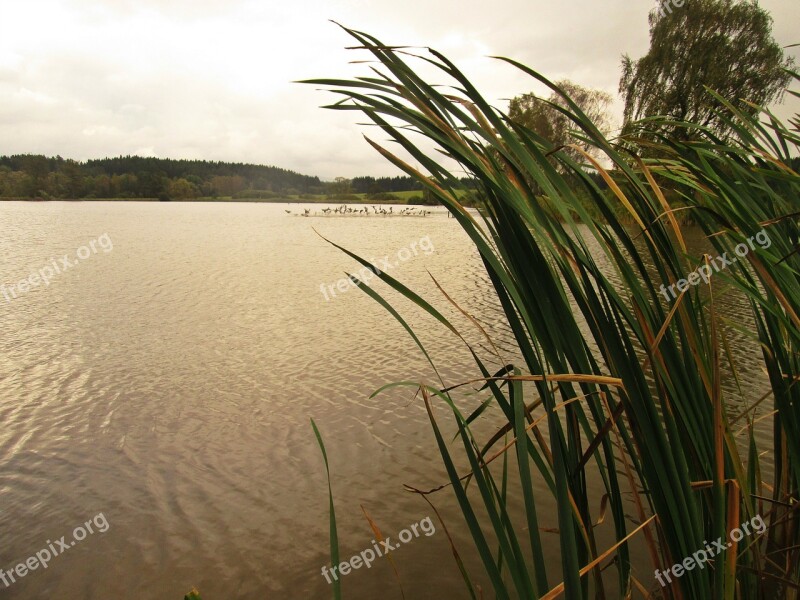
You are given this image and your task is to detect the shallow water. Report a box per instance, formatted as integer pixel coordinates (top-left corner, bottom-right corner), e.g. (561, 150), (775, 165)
(0, 201), (770, 599)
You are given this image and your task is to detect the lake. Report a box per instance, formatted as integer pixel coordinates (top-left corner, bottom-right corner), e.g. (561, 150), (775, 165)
(0, 201), (770, 598)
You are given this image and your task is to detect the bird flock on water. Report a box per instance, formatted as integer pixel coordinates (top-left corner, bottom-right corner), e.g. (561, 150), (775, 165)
(285, 205), (431, 217)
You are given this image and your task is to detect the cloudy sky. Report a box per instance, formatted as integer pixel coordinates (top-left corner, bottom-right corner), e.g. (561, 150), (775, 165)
(1, 0), (797, 179)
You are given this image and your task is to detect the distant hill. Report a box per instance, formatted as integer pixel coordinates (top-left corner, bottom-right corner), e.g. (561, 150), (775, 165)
(0, 153), (481, 203)
(87, 156), (323, 191)
(0, 154), (326, 200)
(0, 154), (318, 200)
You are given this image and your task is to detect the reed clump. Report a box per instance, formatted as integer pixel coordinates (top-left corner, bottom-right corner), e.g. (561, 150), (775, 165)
(306, 26), (800, 600)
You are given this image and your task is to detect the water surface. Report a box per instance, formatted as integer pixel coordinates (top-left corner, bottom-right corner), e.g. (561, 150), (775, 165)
(0, 201), (769, 598)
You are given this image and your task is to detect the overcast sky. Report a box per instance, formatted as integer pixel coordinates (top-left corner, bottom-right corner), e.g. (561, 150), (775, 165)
(1, 0), (797, 179)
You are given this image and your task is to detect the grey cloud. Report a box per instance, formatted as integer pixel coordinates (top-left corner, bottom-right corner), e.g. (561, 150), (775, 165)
(0, 0), (797, 178)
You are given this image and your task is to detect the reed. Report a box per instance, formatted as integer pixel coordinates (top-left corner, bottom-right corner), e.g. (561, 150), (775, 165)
(304, 26), (800, 599)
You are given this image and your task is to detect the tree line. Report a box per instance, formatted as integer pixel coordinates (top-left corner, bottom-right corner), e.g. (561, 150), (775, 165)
(0, 155), (329, 200)
(0, 154), (478, 201)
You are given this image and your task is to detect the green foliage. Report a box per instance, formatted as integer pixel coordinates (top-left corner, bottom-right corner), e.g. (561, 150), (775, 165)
(308, 26), (800, 599)
(0, 154), (324, 199)
(0, 154), (455, 201)
(332, 176), (353, 194)
(231, 189), (280, 199)
(419, 188), (439, 206)
(509, 80), (612, 165)
(367, 191), (401, 201)
(311, 419), (342, 600)
(183, 589), (201, 600)
(620, 0), (794, 144)
(167, 177), (199, 199)
(351, 175), (423, 194)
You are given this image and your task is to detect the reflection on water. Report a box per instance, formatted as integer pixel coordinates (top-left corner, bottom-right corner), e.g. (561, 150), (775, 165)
(0, 201), (770, 598)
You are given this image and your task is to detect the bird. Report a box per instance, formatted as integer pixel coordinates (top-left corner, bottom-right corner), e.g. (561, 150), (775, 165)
(284, 210), (291, 214)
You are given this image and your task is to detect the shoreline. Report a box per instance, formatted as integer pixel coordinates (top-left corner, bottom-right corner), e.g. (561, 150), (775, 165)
(0, 196), (438, 206)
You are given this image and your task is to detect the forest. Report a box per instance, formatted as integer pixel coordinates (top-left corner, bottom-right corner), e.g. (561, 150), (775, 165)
(0, 154), (430, 200)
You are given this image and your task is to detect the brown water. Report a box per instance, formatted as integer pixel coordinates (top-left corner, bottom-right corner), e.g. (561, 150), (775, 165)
(0, 201), (770, 599)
